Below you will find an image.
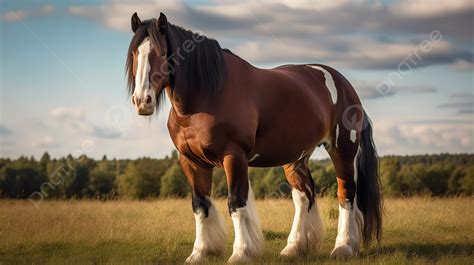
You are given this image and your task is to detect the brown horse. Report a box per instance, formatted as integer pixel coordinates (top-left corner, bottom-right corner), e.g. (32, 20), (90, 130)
(126, 12), (382, 263)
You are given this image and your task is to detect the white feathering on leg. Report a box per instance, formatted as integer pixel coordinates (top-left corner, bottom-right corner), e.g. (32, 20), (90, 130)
(281, 189), (324, 256)
(228, 182), (264, 263)
(330, 200), (363, 259)
(186, 198), (226, 263)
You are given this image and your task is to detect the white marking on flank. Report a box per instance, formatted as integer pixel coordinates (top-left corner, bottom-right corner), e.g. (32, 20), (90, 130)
(335, 124), (340, 148)
(350, 130), (357, 143)
(308, 65), (338, 104)
(248, 153), (260, 162)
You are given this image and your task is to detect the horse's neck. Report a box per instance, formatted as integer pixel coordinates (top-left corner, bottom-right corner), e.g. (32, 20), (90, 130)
(165, 51), (254, 118)
(165, 86), (196, 121)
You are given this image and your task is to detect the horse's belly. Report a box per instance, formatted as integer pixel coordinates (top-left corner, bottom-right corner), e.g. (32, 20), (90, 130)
(248, 123), (327, 167)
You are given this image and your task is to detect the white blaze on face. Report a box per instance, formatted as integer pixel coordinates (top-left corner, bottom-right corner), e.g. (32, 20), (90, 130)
(134, 37), (154, 102)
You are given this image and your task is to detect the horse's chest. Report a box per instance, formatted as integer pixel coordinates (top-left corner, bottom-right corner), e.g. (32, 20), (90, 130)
(169, 119), (226, 165)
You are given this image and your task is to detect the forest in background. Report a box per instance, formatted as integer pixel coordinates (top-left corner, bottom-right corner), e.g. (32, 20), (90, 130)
(0, 151), (473, 200)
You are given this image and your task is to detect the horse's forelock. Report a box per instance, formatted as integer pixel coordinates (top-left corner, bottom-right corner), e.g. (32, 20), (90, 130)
(126, 21), (156, 97)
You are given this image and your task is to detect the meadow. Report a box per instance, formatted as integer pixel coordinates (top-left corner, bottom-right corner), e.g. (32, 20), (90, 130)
(0, 198), (473, 264)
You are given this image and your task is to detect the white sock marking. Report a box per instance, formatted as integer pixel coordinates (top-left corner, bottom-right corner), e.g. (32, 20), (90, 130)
(332, 201), (363, 257)
(281, 189), (324, 256)
(308, 65), (338, 104)
(229, 182), (264, 262)
(331, 146), (364, 258)
(186, 198), (226, 263)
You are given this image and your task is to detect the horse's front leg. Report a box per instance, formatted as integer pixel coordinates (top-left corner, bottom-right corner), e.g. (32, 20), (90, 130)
(180, 155), (227, 263)
(223, 146), (264, 263)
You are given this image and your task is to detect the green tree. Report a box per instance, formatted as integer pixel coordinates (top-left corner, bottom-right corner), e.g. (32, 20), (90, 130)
(249, 167), (270, 198)
(88, 159), (116, 197)
(160, 161), (189, 197)
(117, 158), (169, 199)
(379, 158), (401, 196)
(459, 165), (474, 195)
(212, 168), (227, 197)
(68, 155), (95, 198)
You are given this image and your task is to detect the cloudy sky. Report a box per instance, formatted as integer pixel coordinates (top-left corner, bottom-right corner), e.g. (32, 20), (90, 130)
(1, 0), (473, 159)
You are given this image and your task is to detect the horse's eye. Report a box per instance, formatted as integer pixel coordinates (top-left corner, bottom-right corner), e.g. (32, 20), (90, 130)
(161, 51), (167, 57)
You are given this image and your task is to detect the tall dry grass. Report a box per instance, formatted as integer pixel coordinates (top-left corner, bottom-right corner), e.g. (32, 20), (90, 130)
(0, 198), (473, 264)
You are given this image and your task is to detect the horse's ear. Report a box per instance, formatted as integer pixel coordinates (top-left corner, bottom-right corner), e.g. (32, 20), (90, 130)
(158, 12), (168, 34)
(131, 12), (141, 33)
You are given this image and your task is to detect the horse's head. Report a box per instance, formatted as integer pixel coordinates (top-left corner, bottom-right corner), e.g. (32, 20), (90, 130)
(126, 12), (170, 116)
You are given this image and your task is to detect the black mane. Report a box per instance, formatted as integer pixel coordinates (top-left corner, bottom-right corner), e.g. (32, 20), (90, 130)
(126, 19), (227, 106)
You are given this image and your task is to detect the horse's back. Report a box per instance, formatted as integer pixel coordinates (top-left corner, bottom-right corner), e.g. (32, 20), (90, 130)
(246, 63), (362, 166)
(272, 63), (362, 125)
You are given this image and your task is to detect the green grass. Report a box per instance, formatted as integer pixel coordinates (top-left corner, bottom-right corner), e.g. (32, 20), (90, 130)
(0, 198), (473, 264)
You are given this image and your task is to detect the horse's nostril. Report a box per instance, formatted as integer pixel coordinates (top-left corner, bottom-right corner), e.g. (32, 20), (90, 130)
(146, 95), (152, 104)
(132, 96), (136, 105)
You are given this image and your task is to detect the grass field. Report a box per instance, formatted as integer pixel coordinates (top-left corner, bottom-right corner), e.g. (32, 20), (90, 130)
(0, 198), (473, 264)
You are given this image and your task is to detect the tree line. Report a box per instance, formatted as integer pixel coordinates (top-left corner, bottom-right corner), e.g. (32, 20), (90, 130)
(0, 151), (472, 200)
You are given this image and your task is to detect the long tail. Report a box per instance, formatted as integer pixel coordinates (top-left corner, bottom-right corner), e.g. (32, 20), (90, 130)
(356, 111), (382, 246)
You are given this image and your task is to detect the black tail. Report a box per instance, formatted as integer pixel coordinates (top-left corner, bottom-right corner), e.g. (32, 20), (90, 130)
(356, 111), (382, 246)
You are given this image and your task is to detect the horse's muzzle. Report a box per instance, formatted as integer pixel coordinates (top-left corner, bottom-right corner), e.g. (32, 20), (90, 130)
(132, 95), (155, 116)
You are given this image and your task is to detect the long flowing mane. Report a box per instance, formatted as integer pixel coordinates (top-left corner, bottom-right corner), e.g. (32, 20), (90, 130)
(126, 19), (227, 107)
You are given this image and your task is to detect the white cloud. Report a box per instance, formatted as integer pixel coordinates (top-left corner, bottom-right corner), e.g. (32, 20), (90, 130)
(0, 125), (13, 136)
(233, 40), (330, 64)
(352, 81), (436, 99)
(391, 0), (472, 17)
(438, 93), (474, 114)
(39, 4), (54, 14)
(374, 120), (474, 155)
(49, 107), (122, 139)
(68, 0), (473, 70)
(2, 4), (54, 22)
(450, 59), (474, 72)
(2, 10), (27, 22)
(49, 107), (84, 121)
(68, 1), (186, 32)
(32, 135), (58, 148)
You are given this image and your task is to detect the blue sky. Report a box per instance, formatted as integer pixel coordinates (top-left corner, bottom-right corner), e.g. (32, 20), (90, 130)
(0, 0), (473, 159)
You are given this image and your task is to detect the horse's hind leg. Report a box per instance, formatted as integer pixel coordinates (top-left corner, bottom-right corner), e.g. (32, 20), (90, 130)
(328, 145), (364, 259)
(280, 155), (324, 257)
(180, 155), (227, 263)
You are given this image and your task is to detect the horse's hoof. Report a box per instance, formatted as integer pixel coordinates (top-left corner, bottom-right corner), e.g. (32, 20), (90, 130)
(330, 245), (354, 260)
(280, 243), (300, 257)
(185, 252), (206, 263)
(227, 252), (251, 263)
